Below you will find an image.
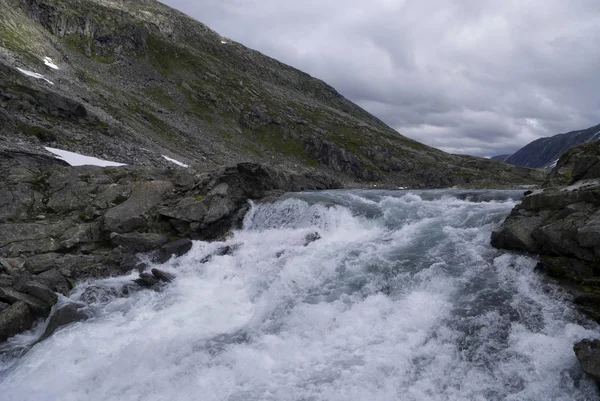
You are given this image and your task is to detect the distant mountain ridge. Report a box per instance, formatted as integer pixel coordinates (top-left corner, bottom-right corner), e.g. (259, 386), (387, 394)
(495, 124), (600, 169)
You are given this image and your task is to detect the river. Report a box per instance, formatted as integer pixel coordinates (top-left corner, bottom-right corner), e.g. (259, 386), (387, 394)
(0, 190), (598, 400)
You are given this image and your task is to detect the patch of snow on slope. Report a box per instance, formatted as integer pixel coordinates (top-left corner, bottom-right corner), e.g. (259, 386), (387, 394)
(43, 57), (59, 70)
(45, 147), (126, 167)
(547, 159), (559, 169)
(162, 155), (189, 167)
(16, 68), (54, 85)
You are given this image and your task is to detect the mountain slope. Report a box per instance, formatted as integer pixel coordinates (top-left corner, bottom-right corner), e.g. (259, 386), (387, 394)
(498, 124), (600, 169)
(0, 0), (545, 188)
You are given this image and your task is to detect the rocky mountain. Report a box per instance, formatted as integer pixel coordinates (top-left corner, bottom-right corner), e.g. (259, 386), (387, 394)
(495, 123), (600, 169)
(491, 140), (600, 382)
(0, 0), (545, 188)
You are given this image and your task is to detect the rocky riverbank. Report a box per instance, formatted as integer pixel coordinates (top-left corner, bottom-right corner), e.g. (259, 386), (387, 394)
(491, 140), (600, 382)
(0, 150), (341, 341)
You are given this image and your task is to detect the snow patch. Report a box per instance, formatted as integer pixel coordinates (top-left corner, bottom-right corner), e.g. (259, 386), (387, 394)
(45, 147), (126, 167)
(43, 57), (59, 70)
(221, 40), (227, 44)
(16, 68), (54, 85)
(547, 159), (559, 169)
(162, 155), (189, 168)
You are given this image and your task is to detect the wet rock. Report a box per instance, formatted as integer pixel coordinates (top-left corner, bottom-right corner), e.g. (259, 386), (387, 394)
(491, 215), (542, 252)
(304, 232), (321, 246)
(574, 339), (600, 382)
(216, 245), (240, 256)
(0, 302), (36, 342)
(134, 273), (158, 288)
(80, 285), (118, 304)
(110, 232), (169, 253)
(154, 239), (193, 263)
(151, 268), (175, 283)
(38, 303), (89, 342)
(120, 253), (148, 272)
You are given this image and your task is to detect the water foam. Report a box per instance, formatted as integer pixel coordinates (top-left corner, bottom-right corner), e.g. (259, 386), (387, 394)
(0, 190), (597, 401)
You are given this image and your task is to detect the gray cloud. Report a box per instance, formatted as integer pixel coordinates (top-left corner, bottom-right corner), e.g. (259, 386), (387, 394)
(163, 0), (600, 157)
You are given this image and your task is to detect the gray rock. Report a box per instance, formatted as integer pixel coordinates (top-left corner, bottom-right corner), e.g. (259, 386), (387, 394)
(0, 301), (9, 312)
(24, 281), (58, 306)
(154, 239), (193, 263)
(36, 269), (71, 296)
(59, 221), (103, 249)
(24, 253), (60, 274)
(159, 197), (208, 222)
(0, 286), (53, 315)
(151, 268), (175, 283)
(103, 181), (174, 233)
(491, 215), (542, 252)
(38, 304), (89, 342)
(110, 232), (169, 253)
(574, 339), (600, 382)
(135, 273), (158, 288)
(0, 302), (36, 342)
(0, 223), (61, 257)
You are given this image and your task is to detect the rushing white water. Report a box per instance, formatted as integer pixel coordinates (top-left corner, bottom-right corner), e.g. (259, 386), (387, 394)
(0, 190), (598, 401)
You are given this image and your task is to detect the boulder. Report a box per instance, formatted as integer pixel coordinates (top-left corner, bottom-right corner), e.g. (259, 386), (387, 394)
(24, 253), (60, 274)
(154, 239), (193, 263)
(110, 232), (169, 253)
(24, 281), (58, 306)
(0, 302), (36, 342)
(0, 286), (54, 315)
(159, 197), (208, 222)
(38, 304), (89, 341)
(151, 268), (175, 283)
(491, 215), (542, 252)
(134, 273), (158, 288)
(574, 339), (600, 382)
(103, 180), (174, 233)
(35, 268), (71, 296)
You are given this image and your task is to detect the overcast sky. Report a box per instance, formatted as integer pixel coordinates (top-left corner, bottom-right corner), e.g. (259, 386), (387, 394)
(163, 0), (600, 157)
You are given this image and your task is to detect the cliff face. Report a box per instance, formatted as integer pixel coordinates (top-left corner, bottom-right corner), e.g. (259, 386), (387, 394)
(0, 0), (544, 188)
(497, 124), (600, 170)
(491, 140), (600, 380)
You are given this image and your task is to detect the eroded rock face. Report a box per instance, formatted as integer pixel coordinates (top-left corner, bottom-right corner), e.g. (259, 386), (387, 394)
(0, 158), (342, 342)
(491, 141), (600, 383)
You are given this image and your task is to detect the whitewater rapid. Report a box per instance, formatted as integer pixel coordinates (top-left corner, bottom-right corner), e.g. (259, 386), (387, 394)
(0, 190), (598, 401)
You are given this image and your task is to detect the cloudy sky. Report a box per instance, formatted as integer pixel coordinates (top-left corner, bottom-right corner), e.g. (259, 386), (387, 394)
(163, 0), (600, 157)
